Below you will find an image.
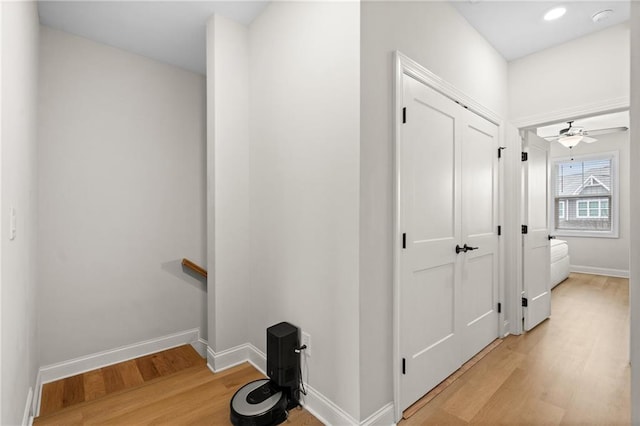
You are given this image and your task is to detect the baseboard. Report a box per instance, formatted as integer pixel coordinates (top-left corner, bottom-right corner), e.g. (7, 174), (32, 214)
(32, 370), (41, 420)
(22, 387), (33, 426)
(570, 265), (629, 278)
(208, 343), (392, 425)
(207, 343), (265, 373)
(35, 328), (203, 416)
(301, 383), (359, 425)
(361, 403), (396, 426)
(193, 337), (208, 358)
(502, 320), (511, 337)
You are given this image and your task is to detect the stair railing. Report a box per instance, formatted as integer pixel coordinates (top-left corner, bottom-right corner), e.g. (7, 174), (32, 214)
(181, 258), (207, 279)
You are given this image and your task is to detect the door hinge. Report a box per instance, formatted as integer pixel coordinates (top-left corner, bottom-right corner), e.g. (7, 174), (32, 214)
(522, 297), (528, 307)
(521, 225), (528, 234)
(402, 233), (406, 249)
(521, 152), (528, 162)
(402, 107), (406, 124)
(498, 146), (506, 159)
(402, 358), (406, 375)
(497, 225), (502, 236)
(498, 302), (502, 313)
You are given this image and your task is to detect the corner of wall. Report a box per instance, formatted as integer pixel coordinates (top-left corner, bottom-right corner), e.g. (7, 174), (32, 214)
(628, 4), (640, 424)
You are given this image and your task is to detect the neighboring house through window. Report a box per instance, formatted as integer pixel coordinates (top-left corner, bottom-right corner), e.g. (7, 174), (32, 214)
(552, 152), (619, 237)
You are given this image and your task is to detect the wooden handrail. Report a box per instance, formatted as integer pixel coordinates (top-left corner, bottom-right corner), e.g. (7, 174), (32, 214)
(182, 258), (207, 279)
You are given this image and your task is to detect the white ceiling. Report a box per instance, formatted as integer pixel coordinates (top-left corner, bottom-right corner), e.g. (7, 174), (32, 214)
(37, 1), (269, 75)
(37, 1), (631, 75)
(451, 1), (630, 61)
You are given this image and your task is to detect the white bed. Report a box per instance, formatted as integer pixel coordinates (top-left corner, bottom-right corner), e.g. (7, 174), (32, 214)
(550, 239), (570, 288)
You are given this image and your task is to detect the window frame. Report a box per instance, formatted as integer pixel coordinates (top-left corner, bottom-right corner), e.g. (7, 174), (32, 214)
(557, 200), (566, 220)
(551, 151), (619, 238)
(575, 198), (609, 219)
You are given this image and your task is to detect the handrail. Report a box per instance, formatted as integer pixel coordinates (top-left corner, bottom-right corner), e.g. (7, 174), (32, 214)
(182, 258), (207, 279)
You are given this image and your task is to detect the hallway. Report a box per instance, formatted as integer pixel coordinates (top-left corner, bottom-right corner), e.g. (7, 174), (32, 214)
(402, 273), (629, 425)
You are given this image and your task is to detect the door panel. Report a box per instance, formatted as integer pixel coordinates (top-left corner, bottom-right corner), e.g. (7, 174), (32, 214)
(460, 109), (499, 362)
(461, 252), (496, 358)
(462, 123), (496, 236)
(410, 101), (455, 242)
(400, 75), (462, 411)
(523, 131), (551, 331)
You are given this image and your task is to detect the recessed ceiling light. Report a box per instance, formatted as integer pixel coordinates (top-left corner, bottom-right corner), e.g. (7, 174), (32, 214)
(592, 9), (614, 23)
(544, 6), (567, 21)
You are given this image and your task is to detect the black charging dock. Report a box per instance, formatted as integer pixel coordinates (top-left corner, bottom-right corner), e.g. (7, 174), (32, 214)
(230, 322), (303, 426)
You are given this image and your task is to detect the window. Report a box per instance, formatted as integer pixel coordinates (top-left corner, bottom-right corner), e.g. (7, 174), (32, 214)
(552, 152), (618, 238)
(576, 198), (609, 218)
(557, 200), (566, 220)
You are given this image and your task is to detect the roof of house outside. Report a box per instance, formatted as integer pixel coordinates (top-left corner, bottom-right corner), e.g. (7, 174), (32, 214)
(555, 163), (611, 197)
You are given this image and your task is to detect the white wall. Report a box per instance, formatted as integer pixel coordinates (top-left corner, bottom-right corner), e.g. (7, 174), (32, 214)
(629, 4), (639, 423)
(248, 1), (361, 419)
(206, 14), (250, 351)
(38, 27), (207, 366)
(1, 2), (40, 424)
(549, 131), (630, 275)
(360, 1), (508, 419)
(509, 23), (630, 125)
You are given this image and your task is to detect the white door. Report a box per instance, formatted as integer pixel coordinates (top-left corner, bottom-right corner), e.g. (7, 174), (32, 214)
(399, 75), (499, 411)
(460, 109), (500, 361)
(399, 75), (462, 411)
(522, 131), (551, 331)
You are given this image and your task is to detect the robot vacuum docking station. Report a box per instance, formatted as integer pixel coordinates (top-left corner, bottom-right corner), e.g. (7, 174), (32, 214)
(230, 322), (305, 426)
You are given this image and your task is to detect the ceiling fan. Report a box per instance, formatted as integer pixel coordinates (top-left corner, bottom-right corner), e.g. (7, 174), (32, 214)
(546, 121), (628, 148)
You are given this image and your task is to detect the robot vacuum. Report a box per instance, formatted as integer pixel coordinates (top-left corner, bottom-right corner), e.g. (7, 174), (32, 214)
(230, 379), (288, 426)
(230, 322), (303, 426)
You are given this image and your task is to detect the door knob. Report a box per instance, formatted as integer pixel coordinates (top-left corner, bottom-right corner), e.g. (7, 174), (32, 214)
(548, 235), (556, 240)
(463, 244), (478, 251)
(455, 244), (467, 254)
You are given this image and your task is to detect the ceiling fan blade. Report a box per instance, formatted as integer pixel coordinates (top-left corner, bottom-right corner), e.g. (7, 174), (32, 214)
(584, 126), (628, 136)
(582, 136), (597, 143)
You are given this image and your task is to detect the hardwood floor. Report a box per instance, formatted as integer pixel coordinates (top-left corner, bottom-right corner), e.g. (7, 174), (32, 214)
(38, 345), (205, 416)
(401, 273), (630, 425)
(36, 273), (628, 425)
(35, 346), (321, 425)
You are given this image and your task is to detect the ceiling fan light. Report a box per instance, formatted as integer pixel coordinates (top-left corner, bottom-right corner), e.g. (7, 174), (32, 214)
(558, 134), (583, 148)
(544, 6), (567, 21)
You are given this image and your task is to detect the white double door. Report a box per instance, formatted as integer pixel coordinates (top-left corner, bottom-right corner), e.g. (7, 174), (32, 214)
(399, 75), (500, 411)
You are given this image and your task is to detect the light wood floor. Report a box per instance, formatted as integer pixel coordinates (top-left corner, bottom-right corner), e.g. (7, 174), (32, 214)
(36, 273), (628, 425)
(38, 345), (206, 416)
(35, 355), (321, 425)
(401, 273), (630, 425)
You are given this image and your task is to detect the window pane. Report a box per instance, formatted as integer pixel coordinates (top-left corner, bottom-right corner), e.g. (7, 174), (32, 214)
(552, 154), (616, 231)
(553, 156), (614, 233)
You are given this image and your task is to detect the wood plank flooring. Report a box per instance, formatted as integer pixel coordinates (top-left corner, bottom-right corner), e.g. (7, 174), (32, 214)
(36, 272), (628, 425)
(401, 273), (630, 425)
(35, 346), (321, 425)
(39, 344), (205, 416)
